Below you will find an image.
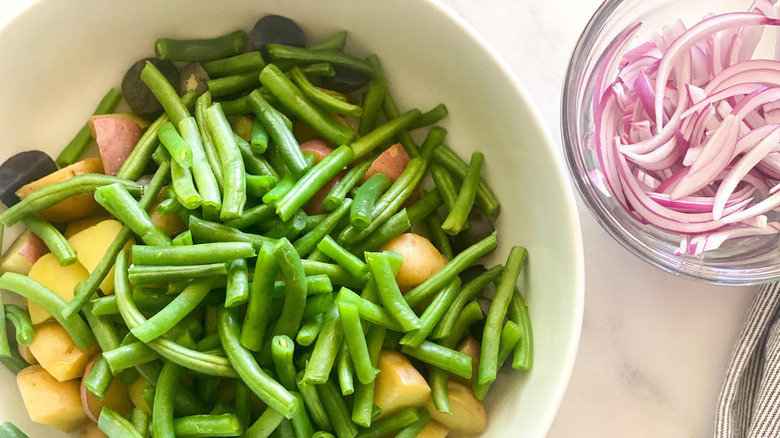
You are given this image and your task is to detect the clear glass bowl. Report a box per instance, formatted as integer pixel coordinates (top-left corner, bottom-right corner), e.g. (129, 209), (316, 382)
(562, 0), (780, 285)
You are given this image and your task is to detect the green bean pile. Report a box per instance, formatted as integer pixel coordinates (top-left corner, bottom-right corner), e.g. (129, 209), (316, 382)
(0, 18), (532, 438)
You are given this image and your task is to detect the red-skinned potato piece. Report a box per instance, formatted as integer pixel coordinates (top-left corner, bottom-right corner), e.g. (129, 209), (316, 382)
(89, 115), (143, 176)
(363, 143), (409, 183)
(1, 231), (50, 276)
(80, 359), (133, 423)
(300, 139), (344, 215)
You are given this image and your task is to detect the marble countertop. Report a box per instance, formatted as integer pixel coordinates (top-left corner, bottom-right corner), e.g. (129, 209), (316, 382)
(0, 0), (760, 436)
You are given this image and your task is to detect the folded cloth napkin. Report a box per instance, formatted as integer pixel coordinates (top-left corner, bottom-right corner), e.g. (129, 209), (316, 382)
(714, 282), (780, 438)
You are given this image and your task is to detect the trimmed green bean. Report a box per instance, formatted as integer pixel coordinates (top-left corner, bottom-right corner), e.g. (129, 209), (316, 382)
(20, 214), (76, 266)
(241, 242), (277, 352)
(268, 44), (373, 75)
(302, 260), (368, 289)
(358, 77), (386, 137)
(351, 325), (386, 428)
(433, 265), (503, 340)
(323, 160), (372, 212)
(247, 89), (307, 178)
(57, 87), (122, 167)
(251, 117), (270, 154)
(131, 408), (149, 437)
(245, 406), (285, 438)
(0, 347), (28, 374)
(433, 145), (500, 220)
(336, 288), (402, 331)
(172, 230), (193, 246)
(401, 341), (471, 379)
(313, 433), (335, 438)
(247, 175), (278, 198)
(337, 343), (355, 395)
(272, 335), (297, 390)
(303, 214), (327, 233)
(317, 380), (358, 438)
(289, 392), (314, 438)
(0, 273), (93, 348)
(290, 67), (363, 117)
(273, 275), (333, 298)
(473, 320), (522, 400)
(99, 406), (145, 438)
(156, 31), (246, 62)
(442, 152), (483, 235)
(226, 204), (276, 230)
(133, 242), (256, 266)
(400, 278), (461, 348)
(303, 293), (333, 320)
(355, 407), (419, 438)
(296, 371), (331, 431)
(206, 103), (247, 220)
(217, 307), (299, 418)
(294, 198), (352, 256)
(479, 246), (527, 386)
(179, 116), (222, 216)
(235, 381), (252, 433)
(419, 127), (447, 163)
(158, 196), (183, 216)
(172, 414), (243, 437)
(404, 232), (497, 307)
(152, 359), (180, 438)
(425, 210), (453, 260)
(171, 158), (203, 210)
(84, 356), (114, 400)
(339, 300), (377, 385)
(297, 314), (323, 347)
(0, 422), (28, 438)
(349, 109), (421, 159)
(260, 64), (354, 146)
(272, 238), (308, 338)
(408, 104), (448, 130)
(140, 62), (190, 125)
(317, 236), (366, 277)
(195, 92), (225, 189)
(347, 209), (410, 255)
(365, 252), (420, 331)
(158, 121), (193, 167)
(5, 305), (33, 345)
(430, 163), (458, 215)
(393, 409), (430, 438)
(95, 183), (172, 246)
(509, 288), (533, 372)
(208, 69), (263, 98)
(189, 216), (271, 249)
(350, 173), (391, 230)
(0, 175), (144, 227)
(204, 51), (265, 77)
(127, 264), (226, 285)
(225, 258), (250, 308)
(103, 342), (159, 373)
(302, 304), (343, 385)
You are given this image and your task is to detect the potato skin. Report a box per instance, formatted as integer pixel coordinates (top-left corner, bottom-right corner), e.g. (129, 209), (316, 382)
(16, 157), (104, 222)
(380, 233), (448, 291)
(17, 365), (88, 432)
(89, 115), (143, 176)
(0, 231), (49, 276)
(363, 143), (410, 183)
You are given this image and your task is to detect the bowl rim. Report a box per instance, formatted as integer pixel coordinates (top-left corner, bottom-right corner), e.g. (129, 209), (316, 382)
(0, 0), (586, 435)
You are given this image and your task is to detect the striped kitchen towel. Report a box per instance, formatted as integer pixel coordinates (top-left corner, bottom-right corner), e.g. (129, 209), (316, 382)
(714, 282), (780, 438)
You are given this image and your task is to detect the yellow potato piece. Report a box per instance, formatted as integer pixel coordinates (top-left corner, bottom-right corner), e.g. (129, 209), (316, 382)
(373, 351), (431, 418)
(64, 214), (112, 239)
(28, 322), (99, 381)
(17, 344), (37, 365)
(16, 157), (104, 223)
(425, 382), (487, 436)
(418, 420), (449, 438)
(17, 365), (87, 432)
(27, 253), (90, 324)
(230, 115), (254, 141)
(380, 233), (448, 291)
(83, 374), (134, 420)
(454, 336), (481, 385)
(80, 420), (108, 438)
(128, 378), (152, 414)
(68, 219), (134, 294)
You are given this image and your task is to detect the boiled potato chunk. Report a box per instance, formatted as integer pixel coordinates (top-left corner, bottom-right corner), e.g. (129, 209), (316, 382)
(148, 195), (187, 236)
(418, 420), (449, 438)
(65, 214), (112, 239)
(231, 115), (254, 141)
(29, 322), (99, 381)
(128, 377), (152, 414)
(27, 253), (90, 324)
(80, 420), (108, 438)
(0, 231), (49, 276)
(18, 344), (38, 365)
(380, 233), (448, 291)
(68, 220), (134, 293)
(454, 336), (481, 385)
(16, 157), (104, 223)
(17, 365), (87, 432)
(374, 351), (430, 418)
(82, 374), (134, 421)
(425, 382), (487, 436)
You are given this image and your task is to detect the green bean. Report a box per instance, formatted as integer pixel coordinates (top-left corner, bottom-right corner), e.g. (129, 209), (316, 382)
(18, 214), (75, 267)
(393, 409), (430, 438)
(429, 164), (458, 216)
(140, 62), (190, 125)
(189, 216), (271, 249)
(95, 183), (172, 246)
(0, 345), (28, 374)
(400, 278), (461, 347)
(132, 277), (218, 343)
(171, 159), (203, 210)
(349, 109), (421, 159)
(158, 121), (193, 167)
(347, 209), (410, 255)
(208, 69), (263, 98)
(158, 196), (183, 216)
(303, 293), (333, 320)
(365, 252), (419, 331)
(133, 242), (256, 266)
(335, 288), (401, 331)
(338, 157), (426, 244)
(247, 90), (307, 178)
(425, 210), (453, 260)
(473, 320), (522, 400)
(350, 174), (391, 230)
(317, 236), (367, 277)
(56, 87), (122, 167)
(442, 152), (483, 235)
(152, 359), (180, 438)
(339, 300), (378, 385)
(81, 300), (121, 351)
(294, 199), (352, 256)
(268, 44), (373, 76)
(245, 175), (276, 198)
(172, 414), (243, 437)
(297, 314), (323, 347)
(323, 160), (372, 212)
(180, 116), (222, 216)
(83, 356), (114, 400)
(433, 265), (503, 340)
(99, 406), (145, 438)
(367, 56), (419, 158)
(307, 249), (331, 263)
(127, 264), (226, 285)
(272, 335), (297, 390)
(263, 173), (296, 206)
(433, 146), (500, 219)
(302, 260), (368, 289)
(245, 406), (285, 438)
(290, 67), (363, 117)
(204, 51), (265, 77)
(260, 64), (355, 146)
(419, 127), (446, 163)
(288, 392), (314, 438)
(225, 204), (276, 230)
(206, 103), (247, 220)
(351, 325), (386, 428)
(408, 104), (448, 130)
(172, 230), (193, 246)
(221, 95), (252, 116)
(0, 174), (144, 227)
(233, 381), (252, 433)
(355, 407), (419, 438)
(313, 433), (335, 438)
(131, 408), (149, 437)
(317, 380), (358, 438)
(0, 422), (28, 438)
(337, 343), (355, 395)
(5, 305), (33, 346)
(156, 31), (246, 62)
(401, 341), (471, 379)
(272, 275), (333, 298)
(478, 246), (527, 386)
(302, 304), (343, 385)
(103, 341), (159, 374)
(358, 78), (386, 136)
(509, 288), (533, 372)
(404, 232), (497, 307)
(250, 117), (270, 155)
(240, 242), (276, 352)
(195, 92), (225, 189)
(303, 214), (327, 233)
(218, 307), (299, 418)
(132, 287), (175, 311)
(0, 273), (93, 348)
(272, 238), (308, 339)
(224, 258), (250, 308)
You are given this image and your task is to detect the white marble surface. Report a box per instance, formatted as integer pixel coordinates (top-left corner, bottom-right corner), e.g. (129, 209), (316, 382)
(0, 0), (761, 436)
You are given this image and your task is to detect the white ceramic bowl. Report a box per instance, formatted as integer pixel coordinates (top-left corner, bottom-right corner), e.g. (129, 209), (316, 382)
(0, 1), (584, 436)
